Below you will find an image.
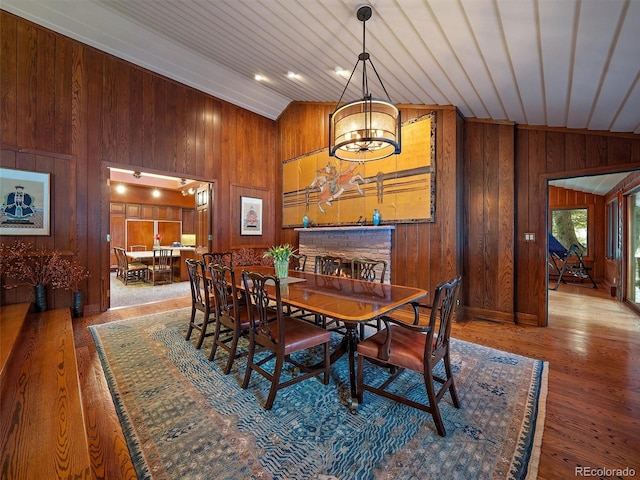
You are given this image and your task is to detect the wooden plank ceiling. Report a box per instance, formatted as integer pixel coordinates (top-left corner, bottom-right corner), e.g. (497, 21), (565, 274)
(3, 0), (639, 134)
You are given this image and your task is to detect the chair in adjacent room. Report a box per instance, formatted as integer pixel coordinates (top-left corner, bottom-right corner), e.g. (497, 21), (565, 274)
(202, 251), (233, 267)
(208, 263), (253, 373)
(185, 259), (216, 349)
(351, 257), (387, 338)
(115, 247), (147, 285)
(147, 248), (174, 285)
(547, 232), (597, 290)
(241, 270), (331, 410)
(113, 247), (124, 282)
(130, 244), (147, 251)
(356, 275), (462, 436)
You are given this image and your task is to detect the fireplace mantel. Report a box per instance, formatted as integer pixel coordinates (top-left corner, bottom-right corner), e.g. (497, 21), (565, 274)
(294, 225), (395, 232)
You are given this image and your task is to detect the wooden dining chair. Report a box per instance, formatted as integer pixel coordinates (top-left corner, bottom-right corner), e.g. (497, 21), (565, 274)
(185, 259), (216, 349)
(202, 251), (233, 267)
(351, 257), (387, 338)
(313, 255), (345, 329)
(241, 270), (331, 410)
(284, 253), (310, 318)
(208, 263), (252, 373)
(314, 255), (343, 276)
(147, 248), (173, 285)
(130, 244), (147, 251)
(290, 253), (307, 271)
(115, 247), (147, 285)
(356, 275), (462, 436)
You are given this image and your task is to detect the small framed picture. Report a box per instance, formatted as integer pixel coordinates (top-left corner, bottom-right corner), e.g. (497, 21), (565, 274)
(0, 168), (51, 236)
(241, 196), (262, 235)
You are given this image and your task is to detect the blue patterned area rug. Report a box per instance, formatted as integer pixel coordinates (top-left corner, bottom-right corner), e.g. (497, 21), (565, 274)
(90, 308), (547, 480)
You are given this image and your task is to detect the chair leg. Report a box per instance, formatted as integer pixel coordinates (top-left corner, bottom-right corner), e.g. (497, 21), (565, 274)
(208, 320), (223, 361)
(223, 329), (241, 374)
(195, 307), (210, 349)
(424, 369), (446, 437)
(323, 342), (330, 385)
(185, 307), (196, 340)
(444, 352), (460, 408)
(265, 354), (284, 410)
(241, 341), (256, 389)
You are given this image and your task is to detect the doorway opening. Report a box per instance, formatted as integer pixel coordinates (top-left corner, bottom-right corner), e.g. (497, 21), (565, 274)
(547, 170), (640, 322)
(107, 167), (209, 310)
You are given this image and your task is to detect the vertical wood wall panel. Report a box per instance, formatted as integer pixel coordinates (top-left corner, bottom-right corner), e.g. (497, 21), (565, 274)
(1, 14), (17, 145)
(54, 35), (72, 152)
(16, 21), (37, 148)
(36, 28), (55, 152)
(497, 125), (515, 314)
(464, 121), (515, 322)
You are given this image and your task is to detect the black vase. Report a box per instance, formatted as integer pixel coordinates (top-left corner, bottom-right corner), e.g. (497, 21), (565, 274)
(34, 284), (47, 312)
(72, 290), (84, 318)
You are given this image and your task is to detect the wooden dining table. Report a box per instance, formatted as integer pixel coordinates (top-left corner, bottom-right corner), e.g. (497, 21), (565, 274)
(237, 265), (427, 406)
(125, 249), (181, 263)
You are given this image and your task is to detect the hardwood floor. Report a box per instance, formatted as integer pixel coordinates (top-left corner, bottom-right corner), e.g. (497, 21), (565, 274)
(73, 286), (640, 479)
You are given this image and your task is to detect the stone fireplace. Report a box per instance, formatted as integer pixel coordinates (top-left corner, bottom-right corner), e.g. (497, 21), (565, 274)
(295, 226), (394, 283)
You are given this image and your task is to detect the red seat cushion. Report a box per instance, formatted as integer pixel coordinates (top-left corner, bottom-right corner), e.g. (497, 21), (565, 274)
(357, 325), (435, 372)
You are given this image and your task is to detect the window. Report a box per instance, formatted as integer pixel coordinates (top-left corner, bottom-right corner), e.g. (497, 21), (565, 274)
(551, 208), (588, 255)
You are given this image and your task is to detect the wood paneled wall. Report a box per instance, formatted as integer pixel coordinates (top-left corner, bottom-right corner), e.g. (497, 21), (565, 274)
(1, 11), (276, 312)
(276, 102), (465, 300)
(464, 121), (515, 323)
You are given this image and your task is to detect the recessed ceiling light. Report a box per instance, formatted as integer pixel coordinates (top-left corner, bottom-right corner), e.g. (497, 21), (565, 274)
(287, 71), (297, 79)
(254, 74), (266, 81)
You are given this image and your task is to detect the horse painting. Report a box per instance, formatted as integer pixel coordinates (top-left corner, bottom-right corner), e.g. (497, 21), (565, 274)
(307, 162), (369, 213)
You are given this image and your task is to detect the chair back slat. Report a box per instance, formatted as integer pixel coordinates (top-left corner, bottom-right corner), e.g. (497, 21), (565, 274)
(429, 275), (462, 353)
(314, 255), (343, 276)
(209, 264), (239, 318)
(290, 253), (307, 271)
(202, 251), (233, 267)
(242, 271), (283, 346)
(351, 258), (387, 283)
(186, 259), (209, 308)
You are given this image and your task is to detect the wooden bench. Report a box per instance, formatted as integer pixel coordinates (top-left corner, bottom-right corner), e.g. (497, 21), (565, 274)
(1, 305), (92, 479)
(0, 303), (31, 377)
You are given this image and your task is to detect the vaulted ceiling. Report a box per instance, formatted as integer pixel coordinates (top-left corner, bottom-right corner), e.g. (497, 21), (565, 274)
(4, 0), (640, 135)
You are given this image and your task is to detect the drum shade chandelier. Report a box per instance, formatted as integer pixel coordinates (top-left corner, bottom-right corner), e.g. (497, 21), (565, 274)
(329, 5), (401, 162)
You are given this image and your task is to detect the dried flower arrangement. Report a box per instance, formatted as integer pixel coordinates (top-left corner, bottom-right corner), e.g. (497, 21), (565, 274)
(0, 240), (89, 291)
(56, 257), (90, 292)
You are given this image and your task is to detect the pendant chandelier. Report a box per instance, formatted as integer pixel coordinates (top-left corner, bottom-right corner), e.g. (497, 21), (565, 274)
(329, 5), (401, 162)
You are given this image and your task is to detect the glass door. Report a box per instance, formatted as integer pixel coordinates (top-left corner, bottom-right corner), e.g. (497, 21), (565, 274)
(628, 190), (640, 306)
